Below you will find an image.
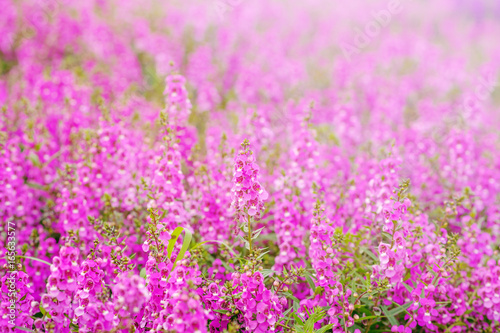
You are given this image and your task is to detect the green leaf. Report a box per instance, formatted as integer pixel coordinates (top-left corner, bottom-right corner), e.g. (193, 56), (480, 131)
(167, 227), (184, 259)
(256, 249), (270, 260)
(314, 286), (324, 296)
(293, 299), (300, 312)
(381, 232), (393, 241)
(237, 235), (251, 250)
(361, 247), (379, 262)
(432, 276), (441, 286)
(173, 229), (192, 266)
(305, 274), (316, 291)
(281, 307), (293, 318)
(261, 269), (276, 279)
(381, 306), (398, 326)
(304, 307), (326, 332)
(315, 324), (333, 333)
(355, 315), (382, 322)
(14, 327), (34, 332)
(252, 226), (265, 240)
(293, 313), (304, 326)
(140, 268), (146, 279)
(39, 305), (46, 317)
(3, 255), (52, 266)
(356, 306), (374, 316)
(28, 152), (41, 168)
(70, 323), (80, 332)
(402, 282), (413, 293)
(454, 321), (468, 326)
(190, 240), (236, 256)
(389, 302), (412, 316)
(294, 325), (305, 333)
(283, 292), (300, 304)
(426, 265), (438, 275)
(64, 313), (73, 323)
(32, 312), (43, 319)
(348, 324), (363, 332)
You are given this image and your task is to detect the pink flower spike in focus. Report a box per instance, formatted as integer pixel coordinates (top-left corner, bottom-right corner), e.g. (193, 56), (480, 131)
(231, 139), (268, 221)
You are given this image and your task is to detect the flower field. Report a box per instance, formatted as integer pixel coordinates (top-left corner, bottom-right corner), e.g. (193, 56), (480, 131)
(1, 0), (500, 332)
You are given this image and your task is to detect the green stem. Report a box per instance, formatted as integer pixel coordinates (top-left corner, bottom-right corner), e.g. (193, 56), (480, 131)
(248, 215), (253, 253)
(3, 255), (52, 266)
(364, 294), (382, 333)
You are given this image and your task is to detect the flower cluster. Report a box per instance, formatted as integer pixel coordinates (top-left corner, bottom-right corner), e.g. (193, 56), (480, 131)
(138, 253), (209, 332)
(231, 140), (269, 220)
(41, 245), (80, 329)
(112, 273), (149, 330)
(1, 0), (500, 332)
(206, 268), (286, 332)
(74, 259), (117, 332)
(373, 198), (412, 285)
(0, 271), (35, 331)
